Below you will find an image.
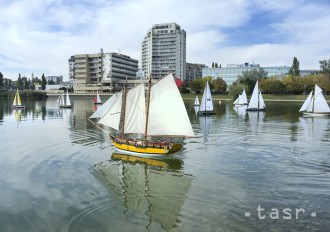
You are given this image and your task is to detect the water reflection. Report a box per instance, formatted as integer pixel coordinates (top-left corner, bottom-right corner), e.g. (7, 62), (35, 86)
(247, 111), (265, 134)
(90, 153), (192, 231)
(299, 117), (330, 142)
(199, 116), (212, 142)
(233, 105), (247, 118)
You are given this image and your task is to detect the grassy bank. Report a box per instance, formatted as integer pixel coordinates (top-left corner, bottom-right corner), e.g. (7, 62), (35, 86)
(182, 93), (330, 101)
(0, 90), (47, 100)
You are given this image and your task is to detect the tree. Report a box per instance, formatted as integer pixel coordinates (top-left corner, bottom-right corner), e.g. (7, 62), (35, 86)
(41, 73), (46, 90)
(213, 77), (227, 94)
(212, 62), (214, 68)
(48, 80), (55, 85)
(228, 83), (246, 100)
(190, 78), (204, 93)
(0, 72), (3, 87)
(237, 68), (268, 94)
(260, 78), (285, 94)
(288, 57), (300, 76)
(319, 58), (330, 77)
(17, 73), (23, 89)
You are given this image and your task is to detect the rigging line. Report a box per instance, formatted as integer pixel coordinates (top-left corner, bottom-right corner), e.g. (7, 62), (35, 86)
(88, 118), (109, 135)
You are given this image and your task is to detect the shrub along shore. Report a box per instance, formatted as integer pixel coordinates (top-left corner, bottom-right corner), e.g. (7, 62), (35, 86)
(0, 90), (47, 100)
(181, 93), (330, 102)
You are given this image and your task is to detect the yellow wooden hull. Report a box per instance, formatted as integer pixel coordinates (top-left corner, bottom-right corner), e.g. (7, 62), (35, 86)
(111, 138), (182, 156)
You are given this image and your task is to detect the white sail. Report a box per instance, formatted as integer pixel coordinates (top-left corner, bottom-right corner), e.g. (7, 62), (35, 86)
(60, 94), (65, 106)
(259, 92), (266, 109)
(307, 96), (314, 112)
(199, 81), (213, 112)
(233, 96), (239, 105)
(124, 84), (146, 134)
(98, 92), (123, 130)
(66, 90), (71, 107)
(248, 80), (259, 109)
(147, 73), (194, 137)
(299, 91), (313, 112)
(90, 93), (119, 119)
(241, 89), (248, 104)
(56, 95), (61, 104)
(238, 95), (243, 104)
(313, 85), (330, 113)
(194, 96), (200, 106)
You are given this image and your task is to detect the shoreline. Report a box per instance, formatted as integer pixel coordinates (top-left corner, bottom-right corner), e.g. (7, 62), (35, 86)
(46, 93), (329, 102)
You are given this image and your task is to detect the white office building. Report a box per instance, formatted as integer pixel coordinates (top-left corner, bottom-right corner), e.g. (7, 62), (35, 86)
(142, 23), (186, 80)
(202, 63), (291, 85)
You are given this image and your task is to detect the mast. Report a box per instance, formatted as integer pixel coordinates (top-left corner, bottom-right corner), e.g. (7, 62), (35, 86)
(121, 77), (128, 137)
(144, 74), (152, 141)
(204, 81), (207, 114)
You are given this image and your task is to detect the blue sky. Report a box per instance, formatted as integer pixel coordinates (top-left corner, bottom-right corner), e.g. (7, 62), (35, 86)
(0, 0), (329, 80)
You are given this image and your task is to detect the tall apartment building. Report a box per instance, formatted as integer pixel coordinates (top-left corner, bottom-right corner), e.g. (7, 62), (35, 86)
(142, 23), (186, 80)
(69, 50), (138, 92)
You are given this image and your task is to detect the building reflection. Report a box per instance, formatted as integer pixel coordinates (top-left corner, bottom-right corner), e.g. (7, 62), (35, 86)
(91, 153), (192, 231)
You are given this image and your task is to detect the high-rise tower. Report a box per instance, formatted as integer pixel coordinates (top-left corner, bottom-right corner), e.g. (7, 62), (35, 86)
(142, 23), (186, 80)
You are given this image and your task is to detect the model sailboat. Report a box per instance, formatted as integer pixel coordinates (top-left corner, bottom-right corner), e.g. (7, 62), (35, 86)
(57, 90), (72, 108)
(233, 89), (248, 106)
(98, 73), (194, 155)
(94, 91), (102, 105)
(193, 96), (200, 115)
(299, 84), (330, 116)
(246, 80), (265, 111)
(12, 90), (26, 109)
(198, 81), (215, 115)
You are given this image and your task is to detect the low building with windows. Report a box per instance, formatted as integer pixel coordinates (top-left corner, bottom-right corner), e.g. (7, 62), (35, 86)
(69, 49), (139, 93)
(202, 63), (290, 85)
(186, 63), (207, 84)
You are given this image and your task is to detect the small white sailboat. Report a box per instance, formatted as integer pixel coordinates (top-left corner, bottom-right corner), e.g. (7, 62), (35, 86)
(198, 81), (215, 115)
(97, 73), (194, 156)
(12, 90), (26, 109)
(233, 89), (248, 106)
(246, 80), (265, 111)
(299, 84), (330, 116)
(193, 96), (200, 115)
(94, 91), (102, 105)
(58, 90), (72, 108)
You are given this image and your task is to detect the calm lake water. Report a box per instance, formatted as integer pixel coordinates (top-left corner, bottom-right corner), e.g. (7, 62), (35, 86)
(0, 96), (330, 232)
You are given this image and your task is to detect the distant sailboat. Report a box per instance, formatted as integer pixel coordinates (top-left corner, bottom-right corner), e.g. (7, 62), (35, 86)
(89, 93), (119, 119)
(12, 90), (26, 109)
(58, 90), (72, 108)
(299, 84), (330, 116)
(94, 91), (102, 105)
(246, 80), (265, 111)
(193, 96), (200, 115)
(233, 89), (248, 106)
(98, 73), (194, 155)
(198, 81), (215, 115)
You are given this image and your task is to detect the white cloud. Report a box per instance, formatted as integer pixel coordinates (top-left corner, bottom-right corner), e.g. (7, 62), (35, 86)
(0, 0), (329, 80)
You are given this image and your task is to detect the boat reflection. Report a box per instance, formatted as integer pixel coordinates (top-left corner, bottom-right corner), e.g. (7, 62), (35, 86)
(299, 117), (330, 141)
(91, 153), (193, 230)
(233, 105), (247, 118)
(247, 111), (265, 133)
(199, 116), (212, 142)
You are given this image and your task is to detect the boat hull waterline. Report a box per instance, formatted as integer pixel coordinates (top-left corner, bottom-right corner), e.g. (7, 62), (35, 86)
(110, 136), (182, 156)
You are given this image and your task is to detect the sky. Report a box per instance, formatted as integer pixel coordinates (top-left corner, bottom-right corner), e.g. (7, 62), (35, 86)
(0, 0), (330, 81)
